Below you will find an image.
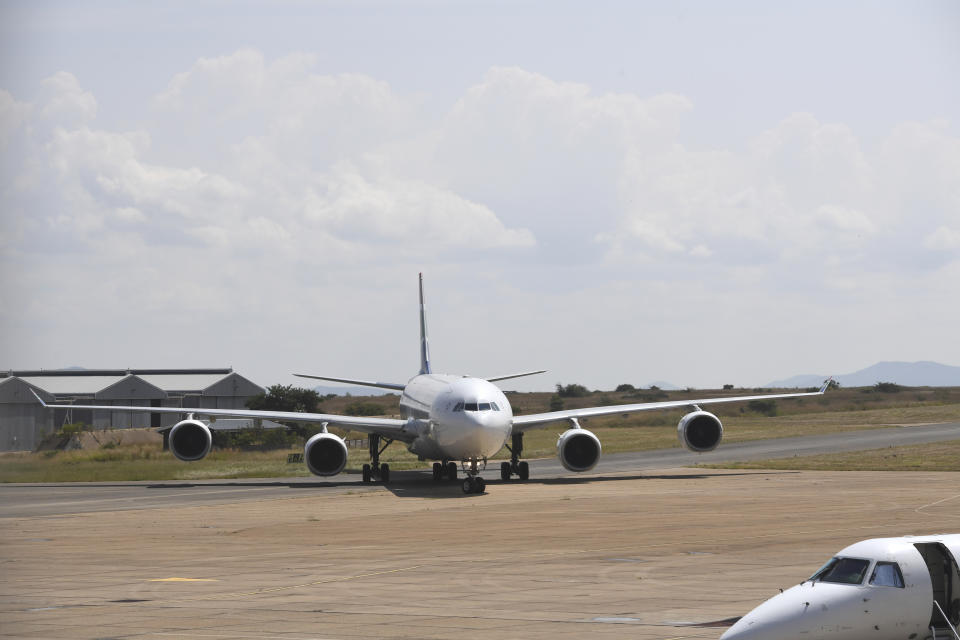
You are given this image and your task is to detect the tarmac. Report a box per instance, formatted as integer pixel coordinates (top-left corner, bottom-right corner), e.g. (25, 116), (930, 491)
(2, 426), (960, 639)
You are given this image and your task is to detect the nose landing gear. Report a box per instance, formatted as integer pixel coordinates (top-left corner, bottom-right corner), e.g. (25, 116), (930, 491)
(460, 457), (487, 494)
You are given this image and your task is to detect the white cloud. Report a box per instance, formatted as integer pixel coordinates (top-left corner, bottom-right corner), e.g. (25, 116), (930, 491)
(2, 51), (959, 388)
(39, 71), (97, 125)
(924, 226), (960, 251)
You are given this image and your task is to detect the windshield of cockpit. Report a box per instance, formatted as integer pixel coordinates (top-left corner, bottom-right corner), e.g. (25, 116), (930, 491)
(808, 557), (871, 585)
(452, 401), (501, 412)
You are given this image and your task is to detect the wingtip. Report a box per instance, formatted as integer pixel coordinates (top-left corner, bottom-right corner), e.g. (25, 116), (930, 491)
(29, 388), (47, 407)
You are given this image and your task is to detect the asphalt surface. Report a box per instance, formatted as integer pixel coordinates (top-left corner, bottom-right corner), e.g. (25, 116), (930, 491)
(1, 422), (956, 518)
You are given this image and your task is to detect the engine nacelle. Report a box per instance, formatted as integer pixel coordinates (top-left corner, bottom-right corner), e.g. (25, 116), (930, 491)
(169, 419), (213, 461)
(304, 432), (349, 477)
(557, 427), (602, 472)
(677, 410), (723, 452)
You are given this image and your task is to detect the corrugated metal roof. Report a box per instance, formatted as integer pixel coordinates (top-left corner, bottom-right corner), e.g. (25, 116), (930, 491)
(19, 376), (132, 395)
(17, 372), (243, 395)
(138, 373), (231, 392)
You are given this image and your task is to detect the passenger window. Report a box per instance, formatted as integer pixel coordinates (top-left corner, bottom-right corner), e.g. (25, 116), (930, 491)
(810, 557), (870, 585)
(491, 402), (500, 411)
(464, 403), (478, 412)
(870, 562), (904, 588)
(479, 403), (491, 411)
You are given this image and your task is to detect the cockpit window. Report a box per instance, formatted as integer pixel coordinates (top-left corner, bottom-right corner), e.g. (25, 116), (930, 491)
(464, 403), (479, 412)
(810, 557), (871, 585)
(478, 403), (491, 411)
(453, 402), (464, 412)
(491, 402), (500, 411)
(869, 562), (904, 588)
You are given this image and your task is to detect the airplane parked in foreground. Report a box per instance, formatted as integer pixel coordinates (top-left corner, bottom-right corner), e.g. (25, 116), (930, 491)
(722, 533), (960, 640)
(33, 274), (829, 494)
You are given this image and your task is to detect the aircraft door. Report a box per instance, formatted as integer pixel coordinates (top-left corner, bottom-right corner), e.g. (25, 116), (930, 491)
(914, 542), (960, 627)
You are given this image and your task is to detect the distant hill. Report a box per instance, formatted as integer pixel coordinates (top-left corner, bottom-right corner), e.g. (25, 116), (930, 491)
(768, 361), (960, 388)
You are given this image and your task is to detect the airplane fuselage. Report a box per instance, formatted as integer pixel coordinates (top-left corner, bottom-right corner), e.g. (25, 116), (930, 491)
(400, 374), (513, 461)
(722, 534), (960, 639)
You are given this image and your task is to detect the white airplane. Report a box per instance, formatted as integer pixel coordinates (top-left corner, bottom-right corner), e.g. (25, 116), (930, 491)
(722, 533), (960, 640)
(33, 274), (829, 494)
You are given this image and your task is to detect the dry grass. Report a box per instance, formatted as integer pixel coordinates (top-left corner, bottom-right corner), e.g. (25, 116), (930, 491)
(701, 440), (960, 472)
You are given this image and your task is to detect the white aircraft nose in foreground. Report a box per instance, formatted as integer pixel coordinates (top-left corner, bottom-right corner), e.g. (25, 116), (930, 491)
(722, 534), (960, 640)
(33, 274), (830, 494)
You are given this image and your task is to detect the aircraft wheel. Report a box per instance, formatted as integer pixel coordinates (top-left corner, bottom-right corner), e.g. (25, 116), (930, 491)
(475, 477), (486, 493)
(380, 463), (390, 483)
(518, 461), (529, 481)
(432, 462), (442, 481)
(462, 478), (474, 494)
(500, 461), (511, 481)
(446, 461), (458, 480)
(362, 464), (372, 483)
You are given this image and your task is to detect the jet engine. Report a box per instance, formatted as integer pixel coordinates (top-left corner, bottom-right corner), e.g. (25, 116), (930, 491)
(169, 419), (213, 461)
(304, 432), (349, 477)
(677, 410), (723, 452)
(557, 427), (602, 472)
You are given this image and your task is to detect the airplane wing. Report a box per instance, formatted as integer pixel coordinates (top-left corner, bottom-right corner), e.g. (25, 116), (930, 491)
(30, 390), (413, 442)
(292, 373), (406, 391)
(511, 381), (831, 432)
(485, 370), (547, 383)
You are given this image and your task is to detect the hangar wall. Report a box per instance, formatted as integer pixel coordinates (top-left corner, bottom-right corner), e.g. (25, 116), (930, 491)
(0, 369), (265, 451)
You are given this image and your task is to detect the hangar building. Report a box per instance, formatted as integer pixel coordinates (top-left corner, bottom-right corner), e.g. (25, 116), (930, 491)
(0, 368), (264, 451)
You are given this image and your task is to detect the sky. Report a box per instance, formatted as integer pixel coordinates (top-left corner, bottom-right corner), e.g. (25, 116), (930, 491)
(1, 1), (958, 392)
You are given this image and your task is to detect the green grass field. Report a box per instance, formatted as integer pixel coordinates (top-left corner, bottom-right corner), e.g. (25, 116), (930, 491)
(2, 385), (958, 482)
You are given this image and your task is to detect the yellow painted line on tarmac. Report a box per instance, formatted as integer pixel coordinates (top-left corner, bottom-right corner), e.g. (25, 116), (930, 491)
(151, 577), (220, 582)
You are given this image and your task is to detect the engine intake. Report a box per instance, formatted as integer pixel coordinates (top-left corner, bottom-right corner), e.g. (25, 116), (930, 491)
(678, 410), (723, 452)
(169, 419), (213, 461)
(557, 427), (602, 472)
(304, 432), (349, 477)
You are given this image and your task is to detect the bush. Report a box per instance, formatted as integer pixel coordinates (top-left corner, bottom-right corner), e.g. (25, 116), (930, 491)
(549, 395), (564, 411)
(875, 381), (902, 393)
(60, 422), (87, 436)
(615, 384), (636, 392)
(747, 399), (778, 417)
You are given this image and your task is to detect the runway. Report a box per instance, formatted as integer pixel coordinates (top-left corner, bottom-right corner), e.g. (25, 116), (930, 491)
(2, 422), (957, 518)
(1, 422), (959, 640)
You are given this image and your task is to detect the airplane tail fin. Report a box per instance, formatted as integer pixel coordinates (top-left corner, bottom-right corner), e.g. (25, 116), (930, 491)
(419, 273), (432, 375)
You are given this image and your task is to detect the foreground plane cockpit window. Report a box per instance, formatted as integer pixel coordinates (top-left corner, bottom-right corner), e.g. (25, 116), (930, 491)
(810, 557), (871, 585)
(869, 561), (905, 587)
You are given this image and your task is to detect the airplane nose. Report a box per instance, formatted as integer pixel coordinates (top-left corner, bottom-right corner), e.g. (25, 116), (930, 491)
(720, 583), (866, 640)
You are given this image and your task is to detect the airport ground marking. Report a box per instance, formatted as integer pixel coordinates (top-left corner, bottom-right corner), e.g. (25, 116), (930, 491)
(187, 564), (423, 601)
(915, 493), (960, 519)
(150, 577), (219, 582)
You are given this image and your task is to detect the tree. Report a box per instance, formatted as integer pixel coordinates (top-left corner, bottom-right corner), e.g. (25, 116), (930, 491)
(556, 383), (590, 398)
(549, 394), (564, 411)
(615, 383), (636, 392)
(875, 381), (902, 393)
(245, 385), (323, 436)
(723, 384), (734, 390)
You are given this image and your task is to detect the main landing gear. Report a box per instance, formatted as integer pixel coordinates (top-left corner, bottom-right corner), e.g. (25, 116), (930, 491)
(499, 433), (530, 481)
(431, 460), (458, 481)
(361, 434), (393, 484)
